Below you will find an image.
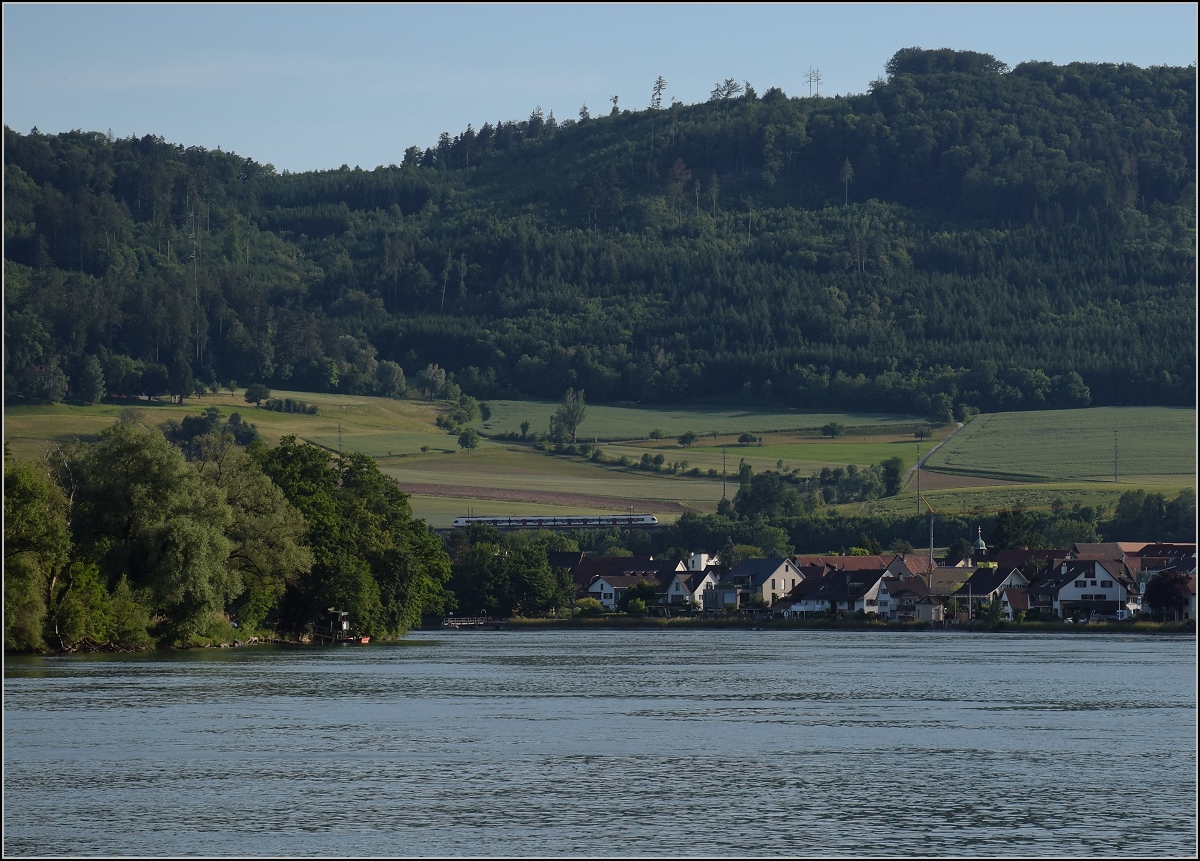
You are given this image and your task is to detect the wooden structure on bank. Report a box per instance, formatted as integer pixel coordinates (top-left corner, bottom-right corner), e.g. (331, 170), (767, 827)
(312, 608), (371, 644)
(442, 615), (505, 630)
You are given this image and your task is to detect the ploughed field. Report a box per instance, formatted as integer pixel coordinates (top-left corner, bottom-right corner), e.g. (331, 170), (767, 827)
(4, 394), (1193, 529)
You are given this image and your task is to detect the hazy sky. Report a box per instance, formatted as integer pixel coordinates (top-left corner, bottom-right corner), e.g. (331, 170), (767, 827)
(4, 3), (1196, 173)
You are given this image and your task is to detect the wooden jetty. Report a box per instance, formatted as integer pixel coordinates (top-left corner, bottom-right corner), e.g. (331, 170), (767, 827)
(442, 615), (505, 630)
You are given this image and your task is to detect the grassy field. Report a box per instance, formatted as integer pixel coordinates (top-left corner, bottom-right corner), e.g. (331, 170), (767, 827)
(602, 432), (945, 476)
(926, 407), (1196, 482)
(5, 394), (1194, 528)
(480, 400), (926, 441)
(837, 406), (1196, 519)
(3, 390), (455, 462)
(842, 479), (1194, 521)
(377, 447), (724, 528)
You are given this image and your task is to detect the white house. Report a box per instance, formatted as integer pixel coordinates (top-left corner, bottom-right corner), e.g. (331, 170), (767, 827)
(714, 558), (805, 609)
(781, 568), (891, 617)
(587, 574), (660, 610)
(951, 567), (1030, 616)
(1030, 559), (1141, 618)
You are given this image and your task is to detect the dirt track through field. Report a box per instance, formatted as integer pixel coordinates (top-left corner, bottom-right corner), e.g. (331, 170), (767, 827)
(398, 483), (691, 514)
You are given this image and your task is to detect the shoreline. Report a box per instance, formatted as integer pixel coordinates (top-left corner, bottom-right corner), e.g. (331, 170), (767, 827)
(7, 618), (1193, 656)
(459, 616), (1196, 635)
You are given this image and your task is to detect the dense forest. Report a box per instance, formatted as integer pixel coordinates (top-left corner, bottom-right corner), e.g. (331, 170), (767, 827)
(4, 49), (1196, 416)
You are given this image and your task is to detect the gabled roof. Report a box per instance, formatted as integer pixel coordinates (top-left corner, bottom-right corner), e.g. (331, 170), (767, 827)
(899, 555), (936, 576)
(991, 548), (1069, 570)
(1029, 559), (1137, 593)
(883, 575), (932, 599)
(1071, 542), (1145, 560)
(1133, 544), (1197, 569)
(1003, 587), (1030, 612)
(570, 555), (659, 589)
(588, 573), (660, 590)
(685, 569), (717, 592)
(794, 554), (902, 572)
(787, 568), (887, 603)
(724, 557), (798, 587)
(927, 566), (975, 597)
(654, 561), (689, 587)
(953, 567), (1026, 598)
(1027, 564), (1079, 594)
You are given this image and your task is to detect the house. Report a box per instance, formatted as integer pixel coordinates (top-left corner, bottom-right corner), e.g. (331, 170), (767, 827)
(781, 567), (891, 617)
(951, 567), (1030, 616)
(1071, 542), (1151, 559)
(990, 548), (1070, 580)
(557, 554), (664, 597)
(1027, 559), (1141, 619)
(925, 566), (977, 599)
(883, 576), (944, 623)
(656, 561), (719, 607)
(899, 554), (937, 581)
(687, 569), (722, 607)
(714, 557), (805, 609)
(794, 555), (914, 579)
(587, 573), (661, 610)
(657, 569), (694, 605)
(1001, 587), (1029, 621)
(683, 552), (720, 573)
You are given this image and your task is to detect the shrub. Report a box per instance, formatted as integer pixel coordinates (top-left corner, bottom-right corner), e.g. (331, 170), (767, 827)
(575, 597), (603, 617)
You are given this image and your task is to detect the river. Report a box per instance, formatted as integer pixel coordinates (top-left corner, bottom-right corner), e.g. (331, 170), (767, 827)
(3, 629), (1195, 856)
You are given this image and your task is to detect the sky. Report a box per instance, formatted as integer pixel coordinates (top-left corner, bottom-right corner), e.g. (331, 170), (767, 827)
(3, 3), (1197, 174)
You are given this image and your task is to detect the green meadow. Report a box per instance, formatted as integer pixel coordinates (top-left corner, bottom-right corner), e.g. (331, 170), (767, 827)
(845, 480), (1194, 521)
(926, 407), (1196, 482)
(603, 435), (939, 476)
(480, 400), (925, 441)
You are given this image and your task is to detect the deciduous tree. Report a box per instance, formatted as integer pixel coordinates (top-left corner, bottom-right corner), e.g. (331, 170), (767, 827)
(551, 388), (586, 444)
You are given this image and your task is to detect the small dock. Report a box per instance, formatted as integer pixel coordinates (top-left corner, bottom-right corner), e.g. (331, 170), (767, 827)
(442, 616), (504, 630)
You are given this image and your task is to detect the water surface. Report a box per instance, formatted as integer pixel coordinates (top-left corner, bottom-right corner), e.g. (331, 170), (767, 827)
(4, 630), (1195, 856)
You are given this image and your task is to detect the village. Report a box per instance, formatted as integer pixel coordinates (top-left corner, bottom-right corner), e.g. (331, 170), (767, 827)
(547, 537), (1199, 625)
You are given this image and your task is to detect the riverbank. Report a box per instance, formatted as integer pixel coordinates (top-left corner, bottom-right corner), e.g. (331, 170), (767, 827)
(8, 617), (1192, 655)
(496, 616), (1196, 634)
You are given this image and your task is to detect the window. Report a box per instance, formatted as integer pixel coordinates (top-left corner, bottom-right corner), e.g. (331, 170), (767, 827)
(1081, 594), (1092, 600)
(771, 579), (776, 590)
(1075, 580), (1087, 587)
(1100, 581), (1113, 588)
(866, 599), (877, 606)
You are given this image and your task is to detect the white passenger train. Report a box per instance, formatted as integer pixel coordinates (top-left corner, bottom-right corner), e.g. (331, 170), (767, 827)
(450, 514), (658, 529)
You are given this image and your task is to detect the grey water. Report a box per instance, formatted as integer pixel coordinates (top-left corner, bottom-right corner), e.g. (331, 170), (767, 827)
(3, 630), (1196, 857)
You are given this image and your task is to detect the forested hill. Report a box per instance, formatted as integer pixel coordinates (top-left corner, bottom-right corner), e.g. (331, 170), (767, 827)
(4, 48), (1196, 416)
